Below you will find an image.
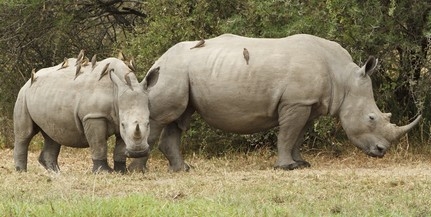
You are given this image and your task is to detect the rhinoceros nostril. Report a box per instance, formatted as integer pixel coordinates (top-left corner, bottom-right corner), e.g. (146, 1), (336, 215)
(376, 145), (386, 155)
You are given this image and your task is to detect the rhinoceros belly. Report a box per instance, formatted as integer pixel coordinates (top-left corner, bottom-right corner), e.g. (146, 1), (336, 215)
(28, 103), (89, 147)
(190, 82), (281, 134)
(25, 86), (89, 147)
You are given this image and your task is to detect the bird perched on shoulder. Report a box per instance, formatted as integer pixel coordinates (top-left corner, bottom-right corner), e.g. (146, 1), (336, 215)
(74, 64), (82, 80)
(124, 72), (132, 87)
(76, 49), (85, 66)
(243, 48), (250, 65)
(125, 58), (136, 72)
(91, 54), (97, 71)
(98, 63), (110, 81)
(118, 51), (126, 61)
(58, 57), (69, 70)
(190, 39), (205, 49)
(30, 68), (37, 85)
(81, 57), (90, 67)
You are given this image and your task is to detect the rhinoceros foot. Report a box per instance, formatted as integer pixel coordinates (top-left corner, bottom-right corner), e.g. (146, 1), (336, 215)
(127, 159), (148, 174)
(92, 159), (114, 173)
(169, 162), (191, 173)
(15, 166), (27, 172)
(38, 155), (60, 172)
(275, 161), (311, 170)
(114, 161), (127, 174)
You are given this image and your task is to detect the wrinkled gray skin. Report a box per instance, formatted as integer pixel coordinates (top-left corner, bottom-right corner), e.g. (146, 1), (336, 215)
(14, 57), (159, 173)
(129, 34), (421, 172)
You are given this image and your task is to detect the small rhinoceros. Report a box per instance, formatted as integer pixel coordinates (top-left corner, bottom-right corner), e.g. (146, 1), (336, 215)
(13, 56), (159, 173)
(128, 33), (421, 172)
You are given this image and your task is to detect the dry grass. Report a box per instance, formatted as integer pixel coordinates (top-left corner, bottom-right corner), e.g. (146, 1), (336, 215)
(1, 146), (431, 216)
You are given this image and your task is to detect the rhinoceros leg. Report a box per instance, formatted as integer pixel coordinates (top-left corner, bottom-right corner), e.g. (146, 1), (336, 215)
(38, 132), (61, 172)
(275, 105), (311, 170)
(13, 103), (38, 172)
(113, 136), (127, 174)
(158, 106), (194, 172)
(291, 121), (313, 168)
(13, 135), (36, 172)
(158, 122), (190, 172)
(83, 119), (113, 173)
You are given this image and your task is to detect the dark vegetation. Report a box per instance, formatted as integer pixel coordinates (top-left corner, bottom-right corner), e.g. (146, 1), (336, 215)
(0, 0), (430, 155)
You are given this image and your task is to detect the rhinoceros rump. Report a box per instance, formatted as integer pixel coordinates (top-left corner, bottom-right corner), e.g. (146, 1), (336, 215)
(128, 34), (420, 172)
(13, 57), (159, 173)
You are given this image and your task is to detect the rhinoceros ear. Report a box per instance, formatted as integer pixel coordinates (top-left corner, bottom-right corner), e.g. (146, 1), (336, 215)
(142, 66), (160, 90)
(109, 69), (128, 92)
(361, 56), (378, 77)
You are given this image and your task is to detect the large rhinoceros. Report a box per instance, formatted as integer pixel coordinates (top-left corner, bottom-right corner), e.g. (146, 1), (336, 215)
(14, 55), (159, 173)
(129, 33), (421, 172)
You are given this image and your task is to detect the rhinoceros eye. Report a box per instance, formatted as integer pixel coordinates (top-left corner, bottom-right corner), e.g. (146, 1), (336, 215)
(368, 113), (376, 121)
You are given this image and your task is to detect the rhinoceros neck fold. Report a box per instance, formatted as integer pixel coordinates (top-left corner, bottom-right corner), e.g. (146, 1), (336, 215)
(326, 67), (348, 117)
(112, 85), (120, 128)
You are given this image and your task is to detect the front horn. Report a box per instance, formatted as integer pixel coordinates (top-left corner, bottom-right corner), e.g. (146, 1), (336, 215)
(393, 115), (422, 140)
(133, 124), (141, 140)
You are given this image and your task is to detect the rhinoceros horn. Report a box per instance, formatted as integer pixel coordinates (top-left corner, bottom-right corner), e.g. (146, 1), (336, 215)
(134, 124), (141, 140)
(390, 115), (421, 141)
(383, 113), (392, 121)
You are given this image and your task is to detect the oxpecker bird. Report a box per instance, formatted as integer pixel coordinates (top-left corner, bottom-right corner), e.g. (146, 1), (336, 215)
(74, 64), (82, 80)
(30, 69), (37, 85)
(124, 72), (132, 87)
(118, 51), (126, 61)
(76, 49), (85, 66)
(126, 58), (136, 72)
(98, 63), (110, 81)
(81, 57), (90, 66)
(58, 57), (69, 70)
(91, 54), (97, 71)
(190, 39), (205, 49)
(243, 48), (250, 65)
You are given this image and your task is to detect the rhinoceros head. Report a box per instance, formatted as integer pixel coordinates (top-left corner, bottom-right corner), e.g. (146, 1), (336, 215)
(338, 57), (421, 157)
(109, 61), (159, 158)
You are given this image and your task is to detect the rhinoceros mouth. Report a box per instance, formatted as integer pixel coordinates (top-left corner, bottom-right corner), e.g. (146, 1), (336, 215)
(365, 145), (386, 158)
(125, 149), (149, 158)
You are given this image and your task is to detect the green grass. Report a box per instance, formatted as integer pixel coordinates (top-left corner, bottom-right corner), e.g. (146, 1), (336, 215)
(1, 147), (431, 216)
